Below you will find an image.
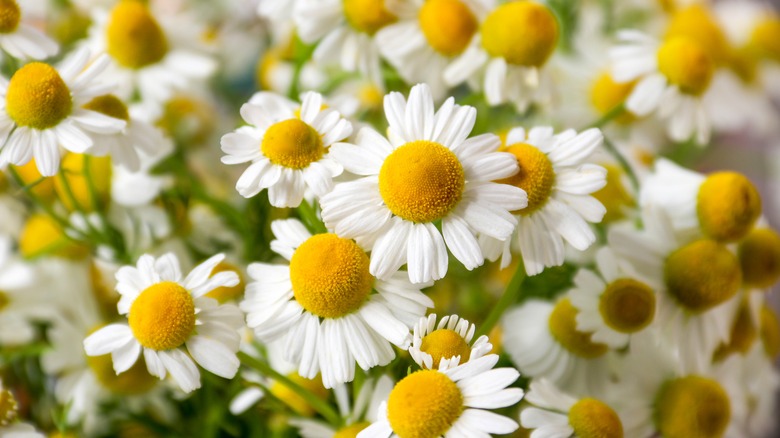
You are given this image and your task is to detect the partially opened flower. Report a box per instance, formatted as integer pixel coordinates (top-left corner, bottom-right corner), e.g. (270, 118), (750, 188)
(408, 313), (492, 370)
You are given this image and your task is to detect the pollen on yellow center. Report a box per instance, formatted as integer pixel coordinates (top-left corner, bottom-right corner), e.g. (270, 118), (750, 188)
(333, 422), (371, 438)
(261, 118), (324, 169)
(0, 387), (18, 427)
(290, 234), (373, 319)
(481, 1), (559, 67)
(657, 37), (714, 96)
(387, 370), (463, 438)
(86, 353), (157, 395)
(589, 73), (637, 124)
(379, 140), (465, 223)
(6, 63), (72, 130)
(498, 143), (555, 216)
(549, 298), (609, 359)
(418, 0), (478, 57)
(128, 281), (195, 351)
(599, 278), (655, 334)
(83, 94), (130, 122)
(760, 305), (780, 359)
(54, 153), (113, 213)
(270, 372), (329, 417)
(749, 17), (780, 62)
(205, 262), (245, 303)
(106, 0), (169, 69)
(714, 299), (757, 361)
(420, 328), (471, 369)
(0, 0), (20, 34)
(654, 376), (731, 438)
(343, 0), (397, 35)
(739, 228), (780, 288)
(664, 240), (741, 314)
(697, 172), (761, 243)
(665, 5), (730, 65)
(568, 398), (624, 438)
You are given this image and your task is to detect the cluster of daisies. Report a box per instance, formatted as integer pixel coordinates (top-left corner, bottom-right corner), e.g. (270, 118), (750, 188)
(1, 0), (780, 437)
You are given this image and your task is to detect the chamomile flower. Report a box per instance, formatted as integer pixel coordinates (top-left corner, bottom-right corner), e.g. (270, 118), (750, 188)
(480, 126), (607, 276)
(83, 253), (243, 393)
(241, 218), (433, 388)
(321, 83), (526, 284)
(358, 354), (523, 438)
(0, 0), (57, 61)
(220, 91), (352, 207)
(0, 49), (126, 176)
(738, 227), (780, 289)
(408, 314), (492, 370)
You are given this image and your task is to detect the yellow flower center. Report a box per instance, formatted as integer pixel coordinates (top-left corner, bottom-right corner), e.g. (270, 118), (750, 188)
(0, 291), (8, 312)
(549, 298), (608, 358)
(270, 373), (329, 417)
(657, 37), (714, 96)
(0, 387), (18, 426)
(261, 118), (324, 169)
(19, 213), (88, 260)
(664, 5), (729, 65)
(714, 299), (757, 361)
(156, 96), (215, 147)
(420, 328), (471, 369)
(0, 0), (20, 34)
(654, 376), (730, 438)
(106, 0), (169, 69)
(128, 281), (196, 351)
(568, 398), (624, 438)
(418, 0), (478, 57)
(728, 47), (759, 85)
(54, 153), (113, 213)
(50, 6), (91, 47)
(664, 240), (741, 313)
(11, 160), (57, 201)
(599, 278), (655, 334)
(83, 94), (130, 122)
(343, 0), (397, 35)
(86, 353), (157, 395)
(696, 172), (761, 243)
(760, 305), (780, 359)
(592, 164), (634, 223)
(386, 370), (463, 438)
(589, 73), (636, 124)
(290, 234), (373, 319)
(481, 1), (559, 67)
(498, 143), (554, 216)
(205, 262), (245, 303)
(378, 140), (465, 223)
(333, 422), (371, 438)
(749, 17), (780, 63)
(738, 228), (780, 288)
(6, 63), (72, 130)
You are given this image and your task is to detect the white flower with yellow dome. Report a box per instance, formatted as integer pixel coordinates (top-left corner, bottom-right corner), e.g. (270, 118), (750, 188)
(408, 313), (492, 371)
(0, 0), (57, 61)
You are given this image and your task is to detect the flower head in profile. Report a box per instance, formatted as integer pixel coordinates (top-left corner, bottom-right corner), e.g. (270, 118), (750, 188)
(409, 313), (492, 370)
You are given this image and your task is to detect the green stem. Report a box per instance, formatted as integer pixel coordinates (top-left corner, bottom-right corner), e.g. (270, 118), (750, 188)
(602, 135), (640, 192)
(298, 199), (327, 234)
(7, 167), (73, 231)
(475, 260), (526, 339)
(586, 103), (625, 130)
(237, 352), (341, 426)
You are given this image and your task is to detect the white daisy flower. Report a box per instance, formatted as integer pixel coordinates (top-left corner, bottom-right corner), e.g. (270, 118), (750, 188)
(83, 253), (244, 393)
(408, 313), (492, 370)
(220, 91), (352, 207)
(480, 126), (607, 276)
(358, 354), (524, 438)
(241, 218), (433, 388)
(321, 83), (526, 284)
(0, 0), (57, 61)
(0, 49), (126, 177)
(568, 246), (659, 349)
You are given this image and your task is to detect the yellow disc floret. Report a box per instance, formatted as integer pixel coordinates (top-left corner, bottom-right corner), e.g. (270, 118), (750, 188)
(270, 373), (329, 417)
(261, 118), (324, 169)
(599, 278), (655, 334)
(290, 234), (373, 319)
(714, 299), (757, 361)
(481, 1), (559, 67)
(333, 422), (371, 438)
(387, 370), (463, 438)
(54, 153), (113, 212)
(749, 17), (780, 62)
(83, 94), (130, 122)
(128, 281), (195, 350)
(549, 298), (608, 358)
(739, 228), (780, 288)
(379, 140), (465, 223)
(0, 387), (18, 426)
(156, 96), (216, 147)
(657, 37), (714, 96)
(0, 0), (20, 34)
(654, 376), (730, 438)
(19, 213), (88, 259)
(664, 240), (741, 313)
(592, 164), (634, 223)
(760, 305), (780, 359)
(86, 353), (157, 395)
(568, 398), (624, 438)
(343, 0), (397, 35)
(665, 5), (730, 65)
(589, 73), (636, 124)
(697, 172), (761, 242)
(205, 262), (245, 303)
(419, 0), (478, 57)
(6, 63), (72, 130)
(498, 143), (555, 215)
(420, 329), (471, 369)
(106, 0), (169, 69)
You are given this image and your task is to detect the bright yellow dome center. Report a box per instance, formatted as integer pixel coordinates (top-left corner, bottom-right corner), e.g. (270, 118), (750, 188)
(481, 1), (559, 67)
(343, 0), (397, 35)
(387, 370), (463, 438)
(665, 5), (729, 65)
(499, 143), (554, 216)
(714, 300), (757, 361)
(592, 164), (634, 223)
(760, 305), (780, 359)
(419, 0), (478, 57)
(738, 228), (780, 288)
(86, 353), (157, 395)
(420, 328), (471, 369)
(0, 0), (20, 34)
(54, 153), (113, 213)
(333, 422), (371, 438)
(568, 398), (624, 438)
(654, 376), (730, 438)
(0, 387), (17, 426)
(749, 17), (780, 63)
(205, 262), (245, 303)
(270, 373), (329, 417)
(19, 213), (87, 260)
(106, 0), (169, 69)
(261, 118), (324, 169)
(657, 37), (714, 96)
(590, 73), (636, 124)
(379, 140), (465, 223)
(599, 278), (655, 334)
(290, 234), (373, 319)
(6, 63), (72, 130)
(549, 298), (608, 358)
(83, 94), (130, 122)
(697, 172), (761, 243)
(128, 281), (195, 350)
(664, 240), (741, 313)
